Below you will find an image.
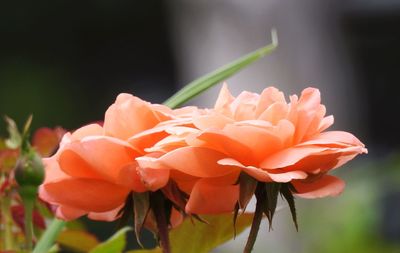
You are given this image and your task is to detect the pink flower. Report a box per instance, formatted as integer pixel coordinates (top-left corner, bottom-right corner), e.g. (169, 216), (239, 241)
(136, 84), (367, 214)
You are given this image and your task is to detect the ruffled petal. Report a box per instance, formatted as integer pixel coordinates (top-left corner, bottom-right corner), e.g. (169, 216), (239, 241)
(58, 136), (140, 183)
(104, 93), (169, 140)
(218, 158), (307, 183)
(88, 206), (122, 221)
(137, 147), (238, 178)
(185, 178), (239, 214)
(292, 175), (345, 198)
(260, 146), (329, 169)
(42, 178), (129, 212)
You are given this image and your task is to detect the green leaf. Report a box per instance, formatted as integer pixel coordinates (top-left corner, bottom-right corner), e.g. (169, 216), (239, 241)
(32, 219), (66, 253)
(57, 230), (99, 252)
(89, 227), (131, 253)
(4, 116), (22, 149)
(128, 213), (254, 253)
(163, 30), (278, 108)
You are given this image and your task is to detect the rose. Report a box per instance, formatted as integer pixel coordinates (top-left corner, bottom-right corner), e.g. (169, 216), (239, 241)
(136, 84), (367, 214)
(39, 93), (192, 221)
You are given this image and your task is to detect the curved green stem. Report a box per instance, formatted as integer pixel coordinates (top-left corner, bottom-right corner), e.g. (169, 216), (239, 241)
(32, 218), (66, 253)
(23, 199), (34, 251)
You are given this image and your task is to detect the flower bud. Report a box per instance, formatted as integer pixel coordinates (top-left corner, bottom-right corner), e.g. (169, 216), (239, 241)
(14, 151), (44, 188)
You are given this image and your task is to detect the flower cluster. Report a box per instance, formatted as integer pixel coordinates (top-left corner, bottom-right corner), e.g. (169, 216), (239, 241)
(39, 85), (367, 252)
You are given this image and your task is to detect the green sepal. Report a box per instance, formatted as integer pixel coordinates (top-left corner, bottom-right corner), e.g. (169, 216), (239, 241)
(264, 182), (281, 230)
(280, 183), (298, 231)
(238, 172), (258, 210)
(133, 192), (150, 248)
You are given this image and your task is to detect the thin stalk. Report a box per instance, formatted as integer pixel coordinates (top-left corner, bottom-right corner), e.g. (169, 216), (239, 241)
(23, 199), (34, 251)
(32, 219), (66, 253)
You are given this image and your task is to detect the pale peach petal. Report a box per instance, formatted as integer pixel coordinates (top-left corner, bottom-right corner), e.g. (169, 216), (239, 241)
(292, 175), (345, 198)
(260, 146), (329, 169)
(43, 178), (129, 212)
(191, 130), (252, 164)
(136, 158), (170, 191)
(59, 136), (140, 183)
(88, 206), (122, 221)
(214, 83), (234, 115)
(128, 118), (193, 152)
(297, 88), (321, 111)
(172, 106), (199, 117)
(258, 102), (288, 125)
(71, 124), (104, 141)
(192, 113), (234, 130)
(55, 206), (86, 221)
(218, 158), (272, 181)
(255, 87), (286, 117)
(318, 115), (334, 132)
(234, 102), (257, 121)
(223, 124), (283, 162)
(292, 110), (315, 144)
(117, 163), (147, 192)
(185, 179), (239, 214)
(137, 147), (238, 178)
(42, 157), (69, 182)
(217, 158), (307, 183)
(304, 131), (366, 147)
(303, 104), (326, 139)
(104, 93), (168, 140)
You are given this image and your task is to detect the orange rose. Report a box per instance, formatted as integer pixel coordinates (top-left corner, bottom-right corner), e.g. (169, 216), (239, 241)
(136, 84), (367, 214)
(39, 94), (191, 221)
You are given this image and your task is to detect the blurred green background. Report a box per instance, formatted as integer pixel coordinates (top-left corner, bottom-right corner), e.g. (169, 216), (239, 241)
(1, 0), (399, 252)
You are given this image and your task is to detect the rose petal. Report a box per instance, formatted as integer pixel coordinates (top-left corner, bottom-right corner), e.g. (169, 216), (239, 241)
(137, 147), (238, 178)
(218, 158), (307, 183)
(104, 93), (169, 140)
(185, 179), (239, 214)
(292, 175), (345, 198)
(59, 136), (140, 183)
(43, 178), (129, 212)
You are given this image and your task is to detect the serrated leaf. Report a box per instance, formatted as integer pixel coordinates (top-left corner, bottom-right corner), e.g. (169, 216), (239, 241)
(280, 183), (298, 231)
(89, 227), (131, 253)
(128, 214), (254, 253)
(133, 192), (150, 247)
(57, 230), (99, 252)
(163, 30), (278, 108)
(238, 173), (257, 210)
(4, 116), (22, 149)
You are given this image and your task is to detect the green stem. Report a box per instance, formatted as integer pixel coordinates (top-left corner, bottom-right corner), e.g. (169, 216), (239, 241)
(23, 198), (34, 251)
(32, 218), (66, 253)
(1, 196), (14, 250)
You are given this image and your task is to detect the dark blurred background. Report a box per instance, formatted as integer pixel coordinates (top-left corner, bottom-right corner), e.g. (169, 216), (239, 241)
(1, 0), (399, 252)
